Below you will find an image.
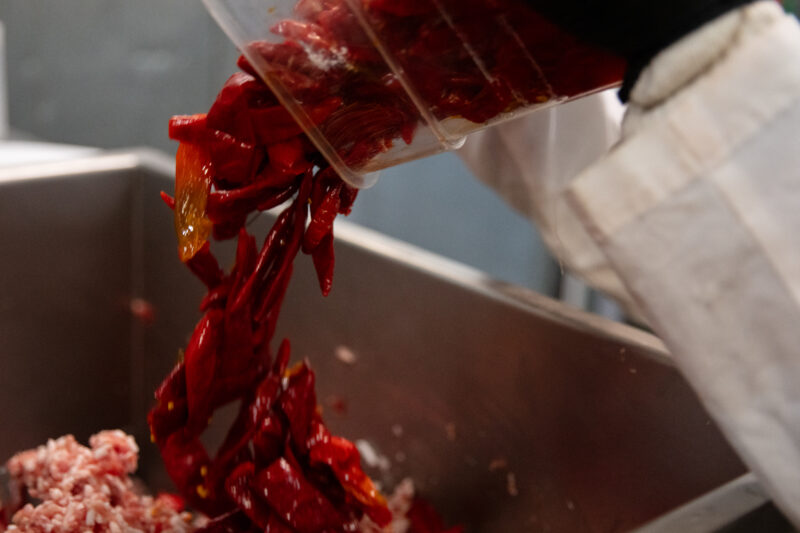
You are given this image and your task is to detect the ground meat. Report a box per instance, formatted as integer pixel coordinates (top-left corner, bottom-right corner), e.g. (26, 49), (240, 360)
(2, 431), (422, 533)
(2, 430), (192, 533)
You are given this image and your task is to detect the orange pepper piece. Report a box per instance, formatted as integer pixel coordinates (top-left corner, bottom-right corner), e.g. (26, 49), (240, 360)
(174, 142), (213, 262)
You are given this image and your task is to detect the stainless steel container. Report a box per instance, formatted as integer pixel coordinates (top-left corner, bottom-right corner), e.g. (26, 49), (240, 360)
(0, 150), (766, 531)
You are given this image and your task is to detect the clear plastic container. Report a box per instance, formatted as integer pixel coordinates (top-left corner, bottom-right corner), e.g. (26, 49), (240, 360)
(203, 0), (625, 188)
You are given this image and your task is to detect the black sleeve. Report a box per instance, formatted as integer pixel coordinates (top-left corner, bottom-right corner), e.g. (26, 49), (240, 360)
(524, 0), (757, 100)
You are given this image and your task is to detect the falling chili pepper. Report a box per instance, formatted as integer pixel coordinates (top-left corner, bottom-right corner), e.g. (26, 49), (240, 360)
(174, 143), (214, 263)
(152, 54), (395, 526)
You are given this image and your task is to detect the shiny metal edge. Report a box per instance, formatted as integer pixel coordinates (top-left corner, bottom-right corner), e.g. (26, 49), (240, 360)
(0, 148), (669, 363)
(330, 220), (669, 362)
(0, 151), (139, 184)
(631, 473), (771, 533)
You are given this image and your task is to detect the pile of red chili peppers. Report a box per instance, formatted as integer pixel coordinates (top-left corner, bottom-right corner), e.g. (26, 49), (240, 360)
(149, 22), (449, 533)
(148, 1), (622, 531)
(150, 65), (393, 530)
(359, 0), (624, 124)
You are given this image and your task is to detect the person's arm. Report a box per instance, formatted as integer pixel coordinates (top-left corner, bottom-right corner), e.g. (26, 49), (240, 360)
(566, 3), (800, 525)
(464, 0), (800, 525)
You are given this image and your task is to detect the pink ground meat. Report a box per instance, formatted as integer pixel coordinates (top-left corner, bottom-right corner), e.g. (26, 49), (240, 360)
(1, 431), (416, 533)
(2, 430), (192, 533)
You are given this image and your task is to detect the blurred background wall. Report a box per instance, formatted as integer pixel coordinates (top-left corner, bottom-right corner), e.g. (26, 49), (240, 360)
(0, 0), (566, 299)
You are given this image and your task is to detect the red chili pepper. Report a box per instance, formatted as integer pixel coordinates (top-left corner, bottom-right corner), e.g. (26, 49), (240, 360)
(254, 175), (312, 322)
(220, 299), (254, 375)
(225, 229), (258, 310)
(254, 265), (294, 346)
(148, 395), (188, 446)
(256, 41), (345, 100)
(338, 184), (358, 215)
(206, 177), (299, 228)
(160, 431), (223, 516)
(248, 105), (306, 145)
(249, 374), (283, 429)
(186, 242), (224, 290)
(200, 283), (231, 312)
(307, 419), (392, 526)
(168, 114), (209, 144)
(184, 310), (224, 433)
(252, 413), (285, 468)
(316, 3), (384, 65)
(249, 96), (343, 146)
(209, 165), (300, 207)
(160, 190), (176, 210)
(267, 137), (306, 171)
(273, 338), (292, 376)
(154, 361), (186, 406)
(170, 114), (266, 187)
(207, 130), (264, 185)
(212, 213), (249, 242)
(149, 363), (188, 443)
(255, 458), (353, 533)
(224, 462), (272, 529)
(207, 72), (277, 142)
(311, 232), (335, 297)
(306, 96), (344, 125)
(231, 210), (291, 312)
(304, 181), (341, 252)
(213, 401), (257, 478)
(271, 19), (336, 53)
(278, 362), (318, 452)
(264, 513), (296, 533)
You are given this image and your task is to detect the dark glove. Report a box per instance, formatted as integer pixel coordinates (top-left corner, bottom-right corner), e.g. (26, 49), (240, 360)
(525, 0), (757, 100)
